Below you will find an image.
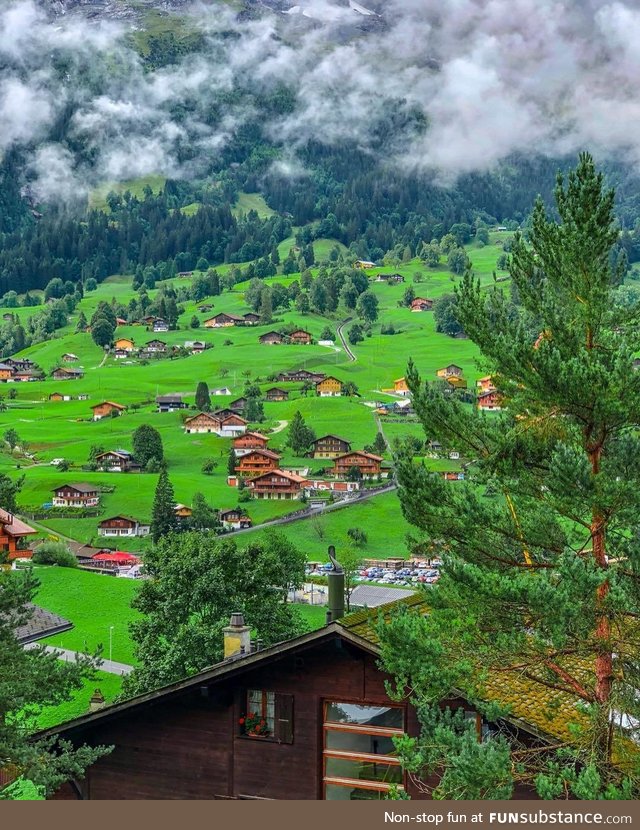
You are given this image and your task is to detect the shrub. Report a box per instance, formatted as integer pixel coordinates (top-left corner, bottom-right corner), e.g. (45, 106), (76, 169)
(32, 542), (78, 568)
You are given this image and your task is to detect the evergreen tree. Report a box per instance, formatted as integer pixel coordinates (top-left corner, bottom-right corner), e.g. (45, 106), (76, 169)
(381, 154), (640, 799)
(75, 311), (88, 332)
(356, 290), (379, 324)
(286, 411), (316, 455)
(259, 288), (273, 323)
(245, 397), (264, 423)
(190, 492), (220, 531)
(228, 448), (236, 476)
(90, 318), (114, 348)
(150, 468), (178, 544)
(132, 424), (164, 467)
(195, 381), (211, 412)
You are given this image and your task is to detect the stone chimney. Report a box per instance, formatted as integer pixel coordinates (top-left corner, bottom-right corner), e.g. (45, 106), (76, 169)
(89, 688), (105, 712)
(223, 612), (251, 659)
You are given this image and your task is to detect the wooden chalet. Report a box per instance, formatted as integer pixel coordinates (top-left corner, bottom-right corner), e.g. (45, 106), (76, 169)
(116, 317), (127, 326)
(410, 297), (433, 312)
(219, 509), (252, 531)
(276, 370), (325, 384)
(114, 338), (135, 352)
(95, 451), (139, 473)
(233, 432), (269, 456)
(249, 469), (307, 500)
(393, 377), (410, 396)
(316, 376), (343, 397)
(259, 331), (285, 345)
(52, 484), (99, 508)
(332, 451), (383, 479)
(174, 504), (193, 520)
(144, 340), (167, 353)
(184, 412), (248, 437)
(184, 341), (206, 353)
(97, 516), (150, 538)
(436, 364), (463, 379)
(52, 367), (84, 381)
(0, 509), (36, 563)
(309, 435), (351, 459)
(6, 358), (35, 373)
(204, 313), (243, 328)
(354, 259), (376, 269)
(62, 353), (78, 362)
(157, 395), (188, 413)
(184, 412), (221, 434)
(242, 313), (261, 326)
(229, 397), (248, 414)
(41, 595), (567, 800)
(0, 364), (12, 381)
(235, 449), (281, 478)
(152, 320), (169, 333)
(113, 349), (129, 360)
(91, 401), (126, 421)
(289, 329), (312, 345)
(49, 392), (67, 402)
(265, 387), (288, 402)
(478, 390), (502, 411)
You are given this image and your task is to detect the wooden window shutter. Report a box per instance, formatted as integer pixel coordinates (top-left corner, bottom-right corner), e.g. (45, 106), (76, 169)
(275, 693), (294, 744)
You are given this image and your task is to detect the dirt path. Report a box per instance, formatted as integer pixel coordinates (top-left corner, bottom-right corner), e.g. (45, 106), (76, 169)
(336, 317), (356, 361)
(271, 420), (289, 434)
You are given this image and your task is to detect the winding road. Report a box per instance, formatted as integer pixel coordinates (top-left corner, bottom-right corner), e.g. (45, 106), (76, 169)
(336, 317), (356, 361)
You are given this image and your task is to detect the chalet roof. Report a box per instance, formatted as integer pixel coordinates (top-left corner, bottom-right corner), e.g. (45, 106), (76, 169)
(316, 375), (342, 386)
(233, 431), (267, 442)
(0, 363), (12, 371)
(52, 483), (98, 494)
(185, 411), (219, 424)
(98, 515), (140, 526)
(334, 450), (383, 462)
(12, 604), (72, 645)
(156, 394), (183, 403)
(92, 401), (126, 411)
(239, 449), (281, 461)
(95, 450), (132, 459)
(0, 508), (36, 537)
(252, 469), (306, 484)
(266, 386), (287, 393)
(311, 434), (350, 445)
(219, 508), (249, 519)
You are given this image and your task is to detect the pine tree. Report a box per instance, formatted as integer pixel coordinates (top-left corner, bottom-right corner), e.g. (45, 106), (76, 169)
(228, 448), (236, 476)
(259, 288), (273, 323)
(195, 381), (211, 412)
(150, 469), (178, 544)
(132, 424), (164, 467)
(381, 154), (640, 799)
(286, 411), (316, 455)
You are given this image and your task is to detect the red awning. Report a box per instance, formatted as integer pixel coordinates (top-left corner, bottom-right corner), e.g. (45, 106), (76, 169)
(92, 552), (140, 564)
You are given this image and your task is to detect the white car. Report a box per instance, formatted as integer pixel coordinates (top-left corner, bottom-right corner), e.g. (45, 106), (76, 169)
(50, 458), (65, 466)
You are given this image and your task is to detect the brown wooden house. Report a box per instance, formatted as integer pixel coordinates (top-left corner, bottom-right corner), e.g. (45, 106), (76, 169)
(332, 451), (383, 479)
(229, 397), (248, 414)
(289, 329), (312, 345)
(477, 390), (502, 411)
(436, 364), (463, 379)
(219, 509), (252, 531)
(184, 413), (221, 434)
(233, 432), (269, 456)
(316, 376), (343, 397)
(91, 401), (126, 421)
(94, 451), (139, 473)
(236, 449), (281, 478)
(309, 435), (351, 459)
(52, 367), (84, 381)
(249, 470), (307, 500)
(41, 595), (567, 801)
(242, 313), (261, 326)
(259, 331), (285, 345)
(265, 387), (288, 402)
(97, 516), (150, 538)
(277, 370), (325, 384)
(410, 297), (434, 312)
(52, 484), (100, 508)
(0, 509), (36, 563)
(204, 313), (243, 328)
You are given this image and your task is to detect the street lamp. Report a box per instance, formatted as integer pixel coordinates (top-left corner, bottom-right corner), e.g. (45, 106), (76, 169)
(109, 626), (114, 663)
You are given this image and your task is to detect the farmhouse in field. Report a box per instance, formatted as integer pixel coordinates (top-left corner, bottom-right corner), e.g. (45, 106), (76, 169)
(332, 451), (383, 479)
(249, 469), (307, 499)
(62, 353), (78, 362)
(114, 338), (135, 352)
(229, 397), (247, 414)
(436, 364), (463, 379)
(184, 411), (248, 437)
(410, 297), (433, 312)
(233, 432), (269, 456)
(289, 329), (313, 345)
(276, 369), (325, 383)
(265, 387), (288, 402)
(0, 509), (36, 562)
(184, 340), (206, 353)
(49, 392), (68, 402)
(152, 319), (169, 333)
(316, 376), (343, 397)
(242, 312), (261, 326)
(259, 331), (285, 345)
(354, 259), (376, 269)
(94, 450), (140, 473)
(309, 435), (351, 459)
(184, 412), (221, 434)
(52, 484), (100, 508)
(156, 394), (188, 413)
(219, 509), (252, 531)
(52, 367), (84, 381)
(204, 313), (243, 328)
(393, 377), (410, 396)
(91, 401), (126, 421)
(235, 449), (281, 478)
(98, 516), (150, 538)
(144, 339), (167, 353)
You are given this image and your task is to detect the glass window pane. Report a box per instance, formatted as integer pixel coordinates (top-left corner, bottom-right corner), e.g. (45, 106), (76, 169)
(325, 784), (388, 800)
(325, 703), (403, 729)
(325, 757), (402, 784)
(325, 729), (397, 756)
(248, 690), (262, 716)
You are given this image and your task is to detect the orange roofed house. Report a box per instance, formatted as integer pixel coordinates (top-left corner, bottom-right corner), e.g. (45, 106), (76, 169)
(91, 401), (126, 421)
(233, 432), (269, 457)
(332, 451), (383, 479)
(114, 338), (135, 352)
(0, 509), (36, 563)
(393, 377), (410, 396)
(249, 470), (307, 500)
(476, 376), (496, 393)
(235, 449), (281, 478)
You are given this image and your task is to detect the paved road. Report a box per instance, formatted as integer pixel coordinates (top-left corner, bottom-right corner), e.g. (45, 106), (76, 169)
(336, 317), (356, 361)
(24, 642), (133, 676)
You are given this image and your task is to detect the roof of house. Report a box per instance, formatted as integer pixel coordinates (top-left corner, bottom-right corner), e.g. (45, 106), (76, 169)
(13, 604), (73, 645)
(98, 515), (140, 525)
(156, 394), (183, 403)
(316, 375), (342, 385)
(311, 434), (350, 445)
(234, 431), (268, 442)
(334, 450), (383, 462)
(0, 508), (36, 536)
(252, 469), (307, 484)
(185, 411), (219, 423)
(95, 450), (132, 459)
(219, 508), (249, 519)
(92, 401), (126, 411)
(239, 449), (281, 461)
(52, 483), (98, 494)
